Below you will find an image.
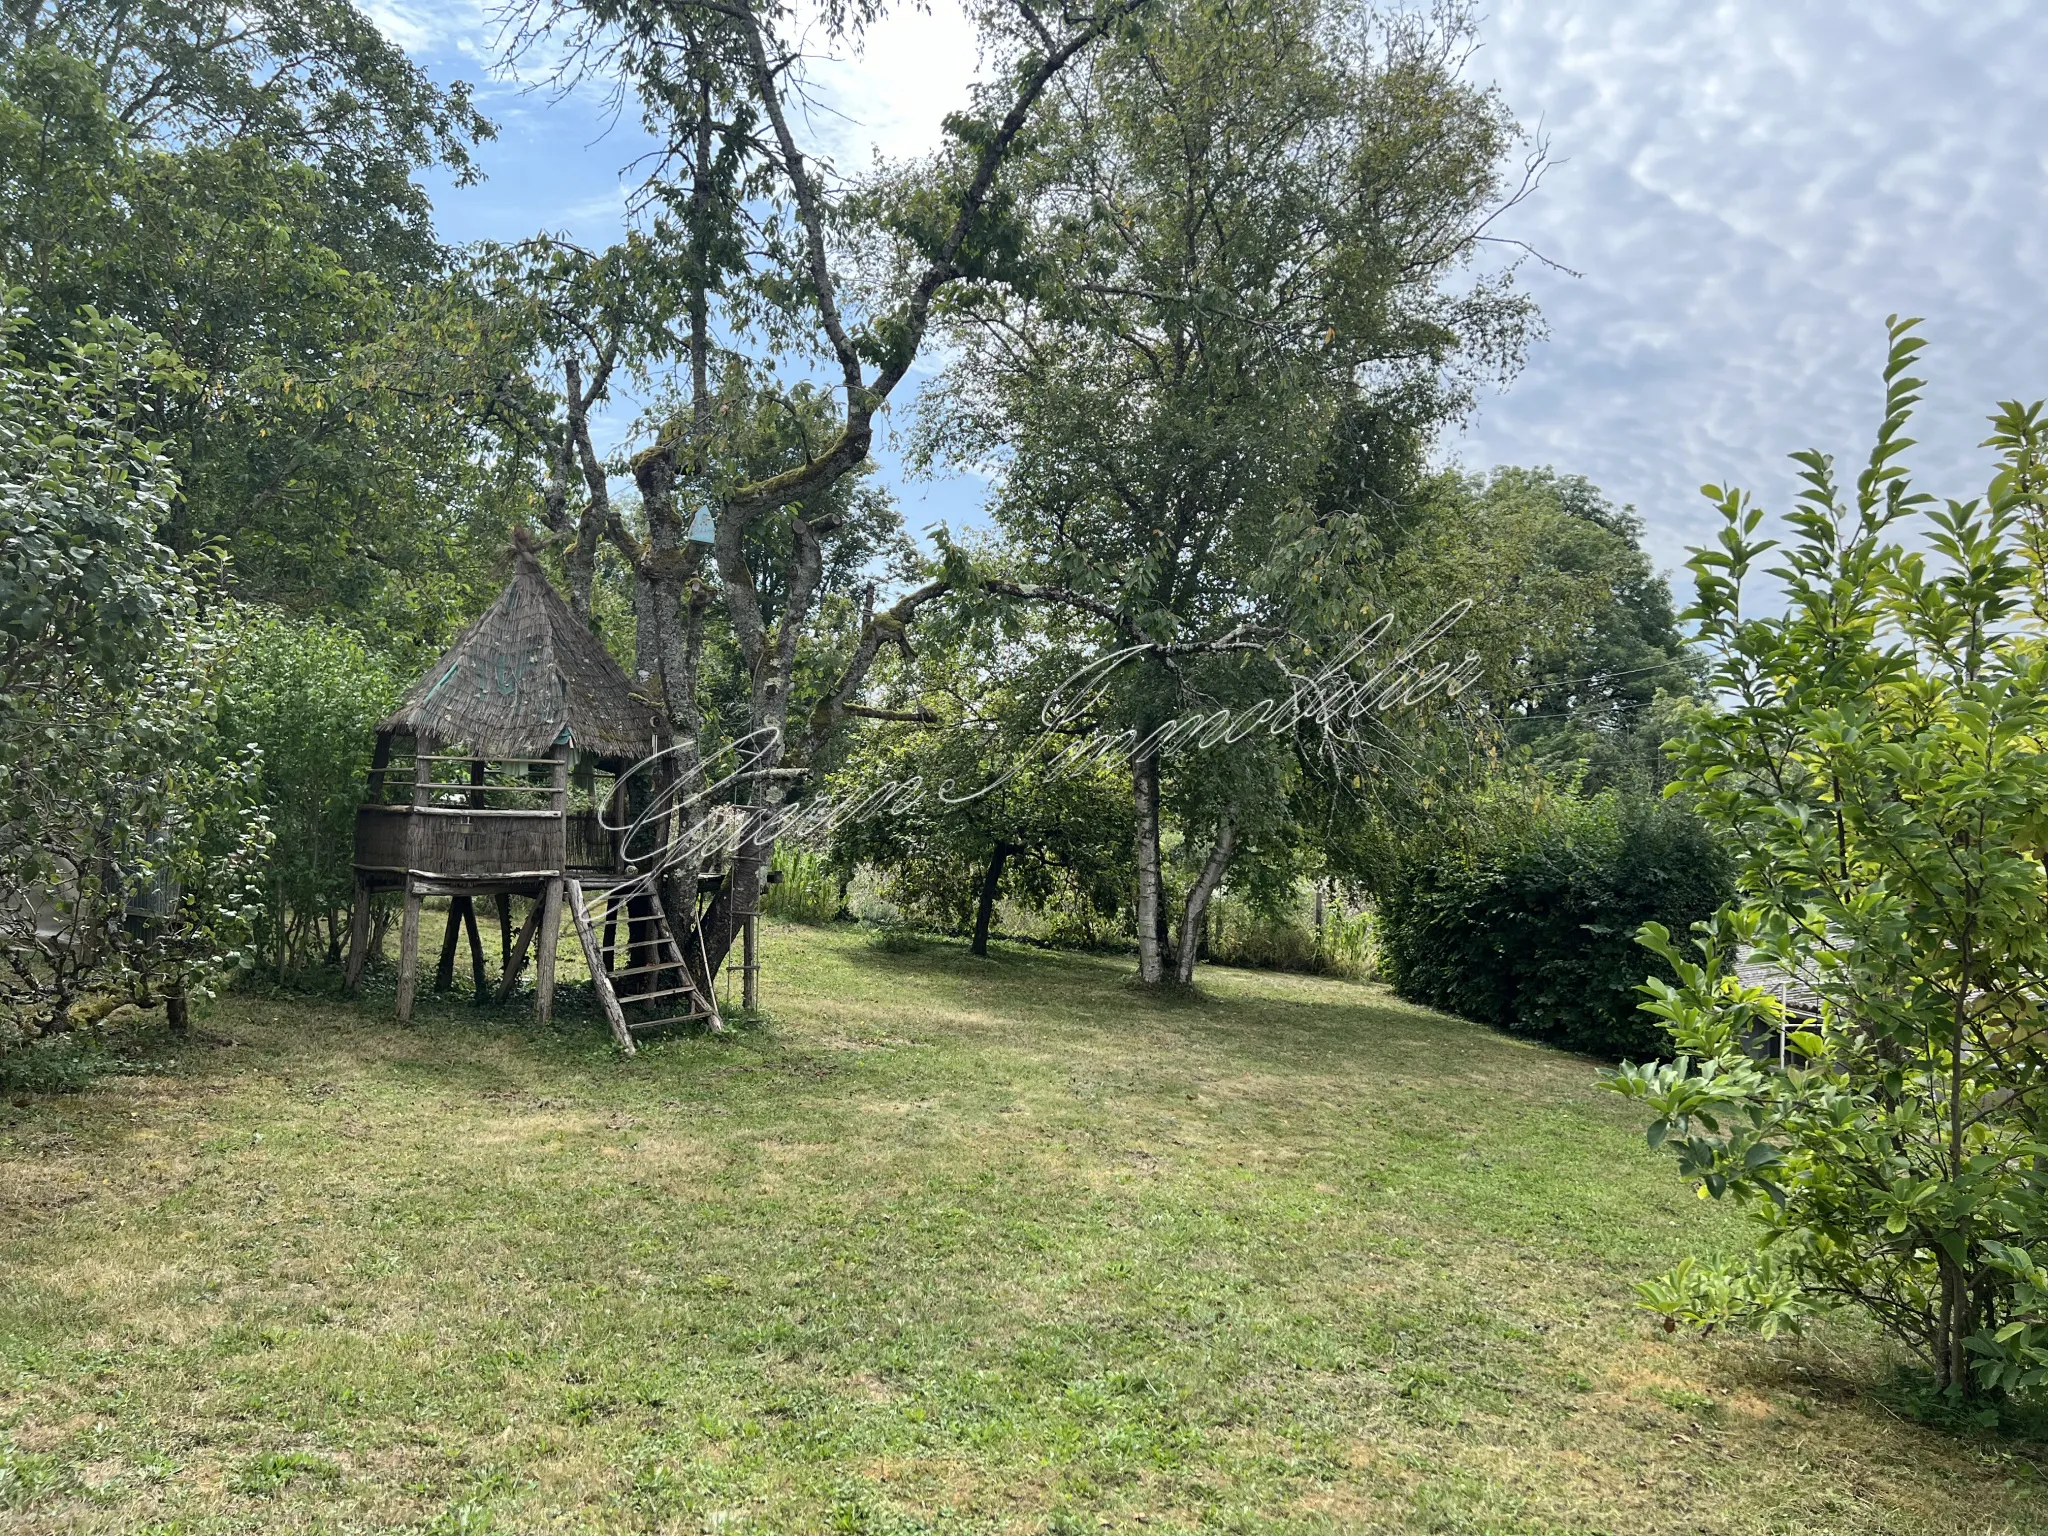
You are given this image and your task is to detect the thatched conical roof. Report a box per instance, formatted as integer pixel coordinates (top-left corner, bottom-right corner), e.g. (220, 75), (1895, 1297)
(378, 543), (666, 762)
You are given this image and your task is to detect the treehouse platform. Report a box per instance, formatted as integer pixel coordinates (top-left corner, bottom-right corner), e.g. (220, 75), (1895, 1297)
(341, 537), (737, 1053)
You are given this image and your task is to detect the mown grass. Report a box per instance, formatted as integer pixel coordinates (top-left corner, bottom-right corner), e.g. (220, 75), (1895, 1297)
(1, 923), (2042, 1534)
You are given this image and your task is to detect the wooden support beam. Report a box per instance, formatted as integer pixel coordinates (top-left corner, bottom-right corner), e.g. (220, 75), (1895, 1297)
(567, 878), (636, 1055)
(497, 899), (541, 1003)
(435, 897), (463, 991)
(397, 738), (433, 1022)
(395, 885), (424, 1023)
(535, 881), (561, 1025)
(463, 897), (487, 1002)
(533, 748), (569, 1027)
(742, 912), (758, 1011)
(343, 875), (372, 995)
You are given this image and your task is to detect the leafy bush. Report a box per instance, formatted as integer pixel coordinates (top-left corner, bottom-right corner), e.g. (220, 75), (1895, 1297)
(1, 587), (271, 1047)
(215, 607), (398, 976)
(1605, 324), (2048, 1403)
(1380, 788), (1730, 1058)
(0, 310), (269, 1038)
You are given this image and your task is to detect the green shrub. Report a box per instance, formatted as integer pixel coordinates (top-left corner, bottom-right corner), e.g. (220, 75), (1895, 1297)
(0, 310), (269, 1037)
(1380, 789), (1730, 1058)
(215, 606), (398, 977)
(1606, 328), (2048, 1402)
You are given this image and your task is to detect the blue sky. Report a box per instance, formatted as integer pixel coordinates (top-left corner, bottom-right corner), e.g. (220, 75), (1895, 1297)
(379, 0), (2048, 581)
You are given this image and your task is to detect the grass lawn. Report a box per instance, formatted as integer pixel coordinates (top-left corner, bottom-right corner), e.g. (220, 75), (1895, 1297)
(2, 923), (2043, 1534)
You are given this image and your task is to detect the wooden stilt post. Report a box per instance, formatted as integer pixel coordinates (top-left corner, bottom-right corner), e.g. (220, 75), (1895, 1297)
(534, 743), (570, 1024)
(496, 892), (512, 975)
(742, 911), (758, 1011)
(463, 898), (487, 1001)
(395, 882), (424, 1023)
(395, 738), (433, 1022)
(535, 882), (561, 1024)
(343, 875), (372, 994)
(435, 897), (463, 991)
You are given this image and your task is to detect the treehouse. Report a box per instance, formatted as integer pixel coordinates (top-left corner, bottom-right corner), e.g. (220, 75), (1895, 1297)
(341, 538), (729, 1053)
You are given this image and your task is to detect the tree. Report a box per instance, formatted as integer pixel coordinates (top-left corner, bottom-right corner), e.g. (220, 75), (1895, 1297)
(471, 233), (693, 627)
(1607, 320), (2048, 1403)
(0, 307), (185, 689)
(0, 308), (268, 1034)
(916, 0), (1535, 984)
(825, 616), (1130, 955)
(1390, 467), (1697, 791)
(512, 0), (1153, 981)
(1, 1), (521, 639)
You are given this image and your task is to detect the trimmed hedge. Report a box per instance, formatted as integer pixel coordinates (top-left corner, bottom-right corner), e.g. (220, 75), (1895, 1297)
(1380, 792), (1731, 1059)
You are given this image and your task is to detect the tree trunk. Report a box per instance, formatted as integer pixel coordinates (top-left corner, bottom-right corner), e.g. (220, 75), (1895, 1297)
(627, 441), (714, 980)
(1133, 751), (1165, 985)
(972, 843), (1014, 957)
(1942, 935), (1975, 1395)
(1174, 815), (1236, 986)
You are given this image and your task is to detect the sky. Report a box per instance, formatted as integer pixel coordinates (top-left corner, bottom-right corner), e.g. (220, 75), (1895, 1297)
(376, 0), (2048, 581)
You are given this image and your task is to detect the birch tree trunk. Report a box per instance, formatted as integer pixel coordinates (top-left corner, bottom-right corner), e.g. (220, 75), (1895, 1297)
(1173, 814), (1236, 986)
(1133, 750), (1165, 985)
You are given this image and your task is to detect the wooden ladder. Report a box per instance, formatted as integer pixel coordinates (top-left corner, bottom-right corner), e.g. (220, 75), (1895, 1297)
(564, 876), (723, 1056)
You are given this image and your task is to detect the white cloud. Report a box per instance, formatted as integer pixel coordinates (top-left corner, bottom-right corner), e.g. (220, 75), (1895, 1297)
(387, 1), (2046, 568)
(361, 0), (490, 59)
(1456, 0), (2048, 576)
(794, 2), (983, 170)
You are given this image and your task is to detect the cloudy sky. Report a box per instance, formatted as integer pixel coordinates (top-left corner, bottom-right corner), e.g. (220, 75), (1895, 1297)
(384, 0), (2048, 579)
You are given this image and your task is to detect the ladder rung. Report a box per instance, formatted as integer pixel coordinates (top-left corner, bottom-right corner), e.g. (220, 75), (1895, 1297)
(626, 1012), (712, 1031)
(606, 961), (680, 980)
(620, 984), (703, 1005)
(580, 900), (654, 925)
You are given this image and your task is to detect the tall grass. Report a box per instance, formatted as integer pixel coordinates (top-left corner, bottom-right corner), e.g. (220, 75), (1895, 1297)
(761, 847), (843, 924)
(1206, 885), (1375, 980)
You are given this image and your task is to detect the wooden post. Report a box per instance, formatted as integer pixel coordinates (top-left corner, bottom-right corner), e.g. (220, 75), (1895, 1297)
(365, 732), (393, 802)
(534, 745), (570, 1024)
(395, 738), (434, 1021)
(535, 882), (561, 1024)
(463, 898), (487, 1001)
(343, 875), (372, 994)
(395, 882), (424, 1023)
(742, 911), (758, 1011)
(567, 877), (635, 1055)
(496, 892), (512, 975)
(435, 897), (463, 991)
